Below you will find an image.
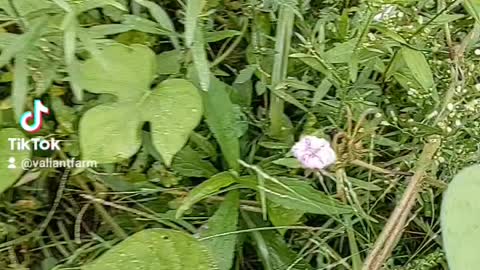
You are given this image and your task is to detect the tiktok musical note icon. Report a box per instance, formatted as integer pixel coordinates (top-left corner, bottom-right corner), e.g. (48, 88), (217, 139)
(19, 99), (50, 133)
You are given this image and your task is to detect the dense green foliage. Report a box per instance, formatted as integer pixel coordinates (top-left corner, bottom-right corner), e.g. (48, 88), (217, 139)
(1, 0), (480, 269)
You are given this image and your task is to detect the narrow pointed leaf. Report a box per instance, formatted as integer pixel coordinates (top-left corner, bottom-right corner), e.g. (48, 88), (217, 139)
(176, 172), (236, 218)
(203, 78), (240, 170)
(200, 191), (240, 270)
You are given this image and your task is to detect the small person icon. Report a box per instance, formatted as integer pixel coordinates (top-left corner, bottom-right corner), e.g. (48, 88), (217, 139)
(8, 157), (16, 169)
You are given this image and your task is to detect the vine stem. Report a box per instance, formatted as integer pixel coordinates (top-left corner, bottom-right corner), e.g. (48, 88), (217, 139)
(362, 136), (441, 270)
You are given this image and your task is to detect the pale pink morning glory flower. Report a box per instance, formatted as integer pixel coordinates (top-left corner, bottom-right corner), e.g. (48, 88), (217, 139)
(292, 136), (337, 170)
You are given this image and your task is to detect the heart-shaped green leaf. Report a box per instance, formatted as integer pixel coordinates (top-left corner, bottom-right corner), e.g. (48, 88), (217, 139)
(441, 165), (480, 270)
(83, 229), (218, 270)
(0, 128), (30, 194)
(78, 44), (202, 165)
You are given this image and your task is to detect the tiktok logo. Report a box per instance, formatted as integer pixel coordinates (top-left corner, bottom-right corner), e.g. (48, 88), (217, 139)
(19, 99), (50, 133)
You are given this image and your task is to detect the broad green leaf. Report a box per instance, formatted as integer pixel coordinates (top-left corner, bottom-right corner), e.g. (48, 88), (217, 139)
(83, 229), (218, 270)
(200, 191), (240, 270)
(238, 176), (352, 216)
(12, 53), (29, 119)
(185, 0), (206, 48)
(78, 44), (202, 165)
(80, 103), (142, 163)
(400, 47), (434, 91)
(243, 213), (312, 270)
(143, 79), (203, 166)
(0, 129), (30, 194)
(203, 78), (240, 171)
(78, 44), (155, 100)
(176, 172), (237, 218)
(441, 165), (480, 270)
(172, 146), (218, 178)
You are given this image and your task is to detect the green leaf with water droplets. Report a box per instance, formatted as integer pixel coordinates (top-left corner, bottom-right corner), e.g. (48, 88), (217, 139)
(441, 165), (480, 270)
(0, 128), (30, 194)
(83, 228), (218, 270)
(78, 44), (202, 165)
